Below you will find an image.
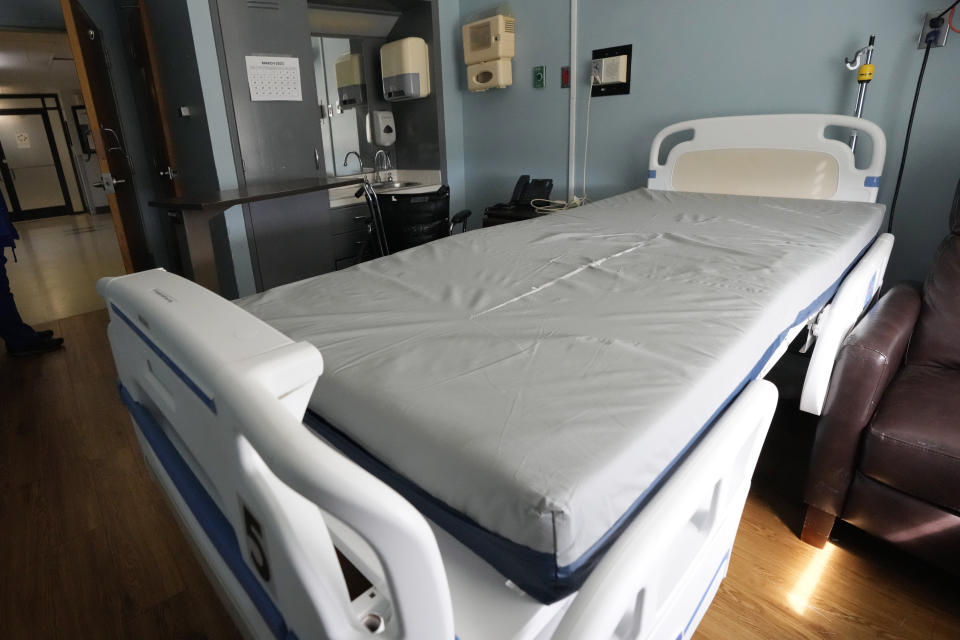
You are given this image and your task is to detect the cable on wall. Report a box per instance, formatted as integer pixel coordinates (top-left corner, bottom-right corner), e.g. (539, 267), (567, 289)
(886, 41), (931, 235)
(886, 1), (959, 234)
(532, 66), (599, 213)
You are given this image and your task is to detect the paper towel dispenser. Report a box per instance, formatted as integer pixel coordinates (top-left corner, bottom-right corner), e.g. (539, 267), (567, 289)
(380, 37), (430, 101)
(468, 58), (512, 92)
(335, 52), (365, 107)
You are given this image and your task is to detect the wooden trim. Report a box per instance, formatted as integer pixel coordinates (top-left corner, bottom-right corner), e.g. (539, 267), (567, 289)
(135, 0), (182, 198)
(59, 0), (135, 273)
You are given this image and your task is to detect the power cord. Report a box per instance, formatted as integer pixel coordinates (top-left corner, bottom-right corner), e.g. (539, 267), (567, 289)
(886, 2), (957, 234)
(886, 40), (930, 234)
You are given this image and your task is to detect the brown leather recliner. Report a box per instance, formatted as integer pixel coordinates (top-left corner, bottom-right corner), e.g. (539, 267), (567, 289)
(800, 180), (960, 574)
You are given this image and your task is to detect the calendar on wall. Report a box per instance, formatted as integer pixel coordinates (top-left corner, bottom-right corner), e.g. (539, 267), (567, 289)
(245, 55), (303, 102)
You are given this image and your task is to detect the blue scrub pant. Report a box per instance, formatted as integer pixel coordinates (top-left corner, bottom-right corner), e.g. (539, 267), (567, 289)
(0, 251), (37, 349)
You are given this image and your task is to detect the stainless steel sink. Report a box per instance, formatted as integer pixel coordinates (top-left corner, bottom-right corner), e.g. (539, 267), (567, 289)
(371, 181), (420, 190)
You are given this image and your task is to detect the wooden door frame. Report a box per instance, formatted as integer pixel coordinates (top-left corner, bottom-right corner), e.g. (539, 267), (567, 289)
(130, 0), (182, 199)
(60, 0), (137, 272)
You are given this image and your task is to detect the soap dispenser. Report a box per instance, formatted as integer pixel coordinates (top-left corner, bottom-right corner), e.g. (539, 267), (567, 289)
(372, 110), (396, 147)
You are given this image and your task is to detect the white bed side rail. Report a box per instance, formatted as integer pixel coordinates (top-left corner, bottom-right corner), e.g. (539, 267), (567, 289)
(800, 233), (894, 414)
(554, 379), (779, 640)
(648, 114), (886, 203)
(99, 270), (455, 640)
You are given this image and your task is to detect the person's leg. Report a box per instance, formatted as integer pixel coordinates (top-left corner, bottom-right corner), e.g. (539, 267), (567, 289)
(0, 251), (37, 348)
(0, 252), (62, 356)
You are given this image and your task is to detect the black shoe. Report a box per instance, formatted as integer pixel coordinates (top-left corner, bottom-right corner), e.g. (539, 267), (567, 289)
(36, 330), (54, 340)
(7, 336), (64, 357)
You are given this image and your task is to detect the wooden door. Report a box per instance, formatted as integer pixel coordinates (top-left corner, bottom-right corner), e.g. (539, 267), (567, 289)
(60, 0), (151, 272)
(125, 0), (219, 197)
(123, 0), (181, 201)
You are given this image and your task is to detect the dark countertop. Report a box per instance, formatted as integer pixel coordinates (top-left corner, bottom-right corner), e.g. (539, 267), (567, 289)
(149, 176), (365, 211)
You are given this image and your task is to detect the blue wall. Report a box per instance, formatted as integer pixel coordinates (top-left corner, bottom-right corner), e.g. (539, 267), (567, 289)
(454, 0), (960, 283)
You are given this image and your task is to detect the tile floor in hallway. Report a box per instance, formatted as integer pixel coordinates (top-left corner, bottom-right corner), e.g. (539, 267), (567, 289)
(6, 213), (125, 325)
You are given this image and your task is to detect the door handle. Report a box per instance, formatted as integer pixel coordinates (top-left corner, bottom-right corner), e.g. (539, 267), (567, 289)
(101, 127), (123, 153)
(314, 148), (320, 171)
(160, 166), (179, 180)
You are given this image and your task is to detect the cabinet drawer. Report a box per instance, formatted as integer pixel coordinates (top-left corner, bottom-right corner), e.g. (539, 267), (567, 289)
(331, 228), (368, 270)
(329, 203), (369, 236)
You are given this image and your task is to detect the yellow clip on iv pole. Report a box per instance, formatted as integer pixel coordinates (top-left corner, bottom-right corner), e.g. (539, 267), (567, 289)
(845, 35), (876, 152)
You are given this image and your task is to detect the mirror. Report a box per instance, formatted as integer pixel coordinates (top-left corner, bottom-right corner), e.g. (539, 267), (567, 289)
(312, 36), (364, 178)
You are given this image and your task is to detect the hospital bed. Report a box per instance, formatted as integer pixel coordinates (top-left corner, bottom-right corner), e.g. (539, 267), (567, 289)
(100, 114), (892, 640)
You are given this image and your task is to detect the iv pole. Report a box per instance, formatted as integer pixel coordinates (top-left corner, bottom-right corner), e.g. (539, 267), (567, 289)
(845, 34), (876, 152)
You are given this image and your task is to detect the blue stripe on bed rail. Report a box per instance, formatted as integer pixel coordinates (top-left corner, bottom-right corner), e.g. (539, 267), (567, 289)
(119, 385), (295, 640)
(681, 549), (730, 639)
(649, 169), (657, 179)
(111, 304), (217, 413)
(864, 176), (880, 188)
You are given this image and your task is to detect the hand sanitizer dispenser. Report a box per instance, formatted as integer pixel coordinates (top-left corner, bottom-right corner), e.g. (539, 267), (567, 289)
(380, 37), (430, 101)
(372, 110), (396, 146)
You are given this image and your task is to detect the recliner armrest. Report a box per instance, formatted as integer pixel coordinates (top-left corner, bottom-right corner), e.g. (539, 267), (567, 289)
(803, 282), (922, 516)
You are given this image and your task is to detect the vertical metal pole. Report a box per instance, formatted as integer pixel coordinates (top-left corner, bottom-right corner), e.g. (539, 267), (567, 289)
(568, 0), (578, 201)
(849, 35), (876, 152)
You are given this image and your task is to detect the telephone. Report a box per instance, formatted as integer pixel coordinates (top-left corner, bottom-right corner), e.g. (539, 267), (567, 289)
(508, 175), (554, 207)
(482, 175), (555, 227)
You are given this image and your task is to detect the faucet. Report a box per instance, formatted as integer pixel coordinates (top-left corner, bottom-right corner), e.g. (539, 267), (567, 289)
(342, 151), (363, 174)
(373, 149), (392, 184)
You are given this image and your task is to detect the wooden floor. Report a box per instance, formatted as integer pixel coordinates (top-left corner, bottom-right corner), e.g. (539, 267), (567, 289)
(1, 310), (958, 639)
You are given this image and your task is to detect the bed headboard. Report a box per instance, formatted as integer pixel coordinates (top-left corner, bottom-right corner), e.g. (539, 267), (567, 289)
(648, 114), (886, 203)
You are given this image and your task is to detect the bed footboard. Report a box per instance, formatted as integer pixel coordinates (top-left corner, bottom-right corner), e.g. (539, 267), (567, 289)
(99, 269), (455, 640)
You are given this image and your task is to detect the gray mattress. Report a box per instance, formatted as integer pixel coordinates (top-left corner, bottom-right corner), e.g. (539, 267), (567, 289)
(237, 188), (883, 569)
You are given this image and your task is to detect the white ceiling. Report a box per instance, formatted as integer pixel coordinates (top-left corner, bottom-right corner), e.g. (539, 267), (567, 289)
(0, 30), (81, 95)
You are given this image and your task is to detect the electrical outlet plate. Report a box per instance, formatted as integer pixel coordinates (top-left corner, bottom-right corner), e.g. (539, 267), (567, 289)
(918, 11), (949, 48)
(533, 65), (545, 89)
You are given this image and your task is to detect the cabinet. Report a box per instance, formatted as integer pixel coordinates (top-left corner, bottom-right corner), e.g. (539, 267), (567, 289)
(329, 204), (372, 271)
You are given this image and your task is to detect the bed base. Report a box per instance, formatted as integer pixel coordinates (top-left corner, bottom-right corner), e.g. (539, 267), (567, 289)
(101, 269), (777, 640)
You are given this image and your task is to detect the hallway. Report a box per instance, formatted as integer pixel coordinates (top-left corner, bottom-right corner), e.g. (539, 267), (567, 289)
(6, 213), (124, 325)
